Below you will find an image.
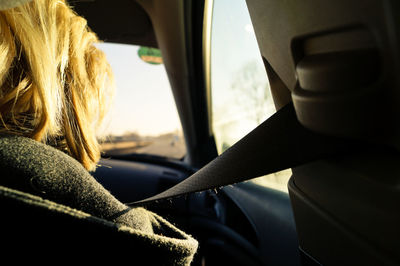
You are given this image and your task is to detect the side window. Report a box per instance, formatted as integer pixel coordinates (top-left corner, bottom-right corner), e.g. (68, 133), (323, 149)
(209, 0), (291, 192)
(97, 43), (186, 159)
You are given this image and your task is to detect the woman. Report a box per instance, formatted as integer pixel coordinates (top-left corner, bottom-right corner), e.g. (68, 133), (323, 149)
(0, 0), (197, 264)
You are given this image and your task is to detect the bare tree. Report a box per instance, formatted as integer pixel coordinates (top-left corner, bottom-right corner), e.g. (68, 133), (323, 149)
(231, 60), (272, 124)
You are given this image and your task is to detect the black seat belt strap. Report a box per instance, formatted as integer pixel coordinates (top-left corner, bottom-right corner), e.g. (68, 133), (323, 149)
(128, 102), (364, 206)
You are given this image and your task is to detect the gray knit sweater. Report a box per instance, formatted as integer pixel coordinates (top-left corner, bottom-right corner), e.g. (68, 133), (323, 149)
(0, 134), (198, 265)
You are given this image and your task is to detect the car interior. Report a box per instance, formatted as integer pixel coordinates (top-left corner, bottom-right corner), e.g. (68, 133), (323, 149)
(1, 0), (400, 265)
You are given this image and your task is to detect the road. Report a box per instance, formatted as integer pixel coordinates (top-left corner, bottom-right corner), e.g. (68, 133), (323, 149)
(102, 137), (185, 158)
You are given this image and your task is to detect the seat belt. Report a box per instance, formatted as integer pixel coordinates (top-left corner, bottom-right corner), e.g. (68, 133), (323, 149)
(128, 102), (366, 206)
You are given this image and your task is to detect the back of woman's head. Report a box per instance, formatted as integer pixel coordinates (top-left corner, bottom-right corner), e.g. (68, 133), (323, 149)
(0, 0), (114, 171)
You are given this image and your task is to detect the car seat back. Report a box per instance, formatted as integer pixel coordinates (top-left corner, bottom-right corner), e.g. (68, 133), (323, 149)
(246, 0), (400, 265)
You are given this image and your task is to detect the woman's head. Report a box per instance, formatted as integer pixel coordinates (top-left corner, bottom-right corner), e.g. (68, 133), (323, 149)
(0, 0), (114, 171)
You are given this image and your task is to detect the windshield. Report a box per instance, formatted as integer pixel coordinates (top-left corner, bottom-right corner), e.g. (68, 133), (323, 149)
(97, 43), (186, 159)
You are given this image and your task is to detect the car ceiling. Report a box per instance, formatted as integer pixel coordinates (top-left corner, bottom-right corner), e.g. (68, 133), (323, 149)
(70, 0), (158, 47)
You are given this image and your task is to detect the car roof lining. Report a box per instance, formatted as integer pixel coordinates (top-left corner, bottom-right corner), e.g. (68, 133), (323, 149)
(71, 0), (158, 47)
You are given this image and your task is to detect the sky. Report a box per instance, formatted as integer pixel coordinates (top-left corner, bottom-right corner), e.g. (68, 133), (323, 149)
(211, 0), (266, 96)
(96, 43), (182, 137)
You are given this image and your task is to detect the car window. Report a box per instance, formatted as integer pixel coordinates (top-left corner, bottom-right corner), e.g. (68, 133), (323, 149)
(96, 43), (186, 159)
(208, 0), (291, 192)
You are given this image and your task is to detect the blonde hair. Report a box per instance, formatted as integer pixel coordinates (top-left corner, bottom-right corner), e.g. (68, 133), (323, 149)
(0, 0), (114, 171)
